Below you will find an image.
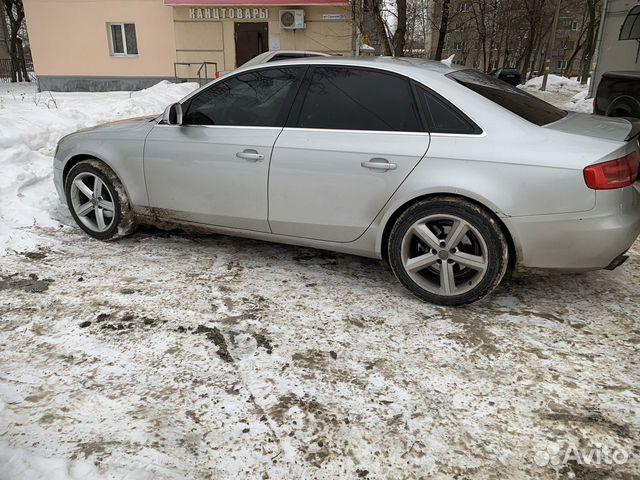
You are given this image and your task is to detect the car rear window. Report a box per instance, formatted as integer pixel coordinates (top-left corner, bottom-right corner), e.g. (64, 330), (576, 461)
(447, 69), (567, 126)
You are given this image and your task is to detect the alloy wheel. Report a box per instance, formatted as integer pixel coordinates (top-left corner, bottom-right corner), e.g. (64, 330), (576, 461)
(400, 214), (489, 296)
(69, 172), (116, 233)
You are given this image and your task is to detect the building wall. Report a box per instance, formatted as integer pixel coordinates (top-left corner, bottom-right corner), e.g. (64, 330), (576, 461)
(592, 0), (640, 93)
(23, 0), (177, 90)
(173, 5), (351, 75)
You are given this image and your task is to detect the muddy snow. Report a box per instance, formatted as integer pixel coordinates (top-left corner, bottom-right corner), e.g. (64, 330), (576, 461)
(0, 80), (638, 479)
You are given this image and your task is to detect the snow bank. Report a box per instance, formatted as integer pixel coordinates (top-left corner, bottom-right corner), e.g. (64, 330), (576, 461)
(0, 81), (198, 255)
(0, 440), (155, 480)
(522, 74), (586, 95)
(562, 90), (593, 113)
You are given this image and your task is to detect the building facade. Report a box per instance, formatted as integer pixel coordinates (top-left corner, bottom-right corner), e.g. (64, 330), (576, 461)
(23, 0), (352, 91)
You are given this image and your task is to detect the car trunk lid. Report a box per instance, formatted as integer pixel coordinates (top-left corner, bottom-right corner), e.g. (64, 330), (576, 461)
(544, 111), (640, 142)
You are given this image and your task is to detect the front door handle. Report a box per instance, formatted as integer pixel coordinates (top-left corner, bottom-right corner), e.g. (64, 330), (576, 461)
(236, 149), (264, 161)
(361, 158), (397, 171)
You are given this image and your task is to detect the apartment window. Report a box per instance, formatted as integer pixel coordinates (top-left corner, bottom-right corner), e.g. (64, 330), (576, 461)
(109, 23), (138, 56)
(453, 41), (465, 51)
(557, 59), (568, 69)
(571, 20), (578, 31)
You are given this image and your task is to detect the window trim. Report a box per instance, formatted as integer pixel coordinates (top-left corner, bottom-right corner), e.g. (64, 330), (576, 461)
(179, 65), (308, 128)
(285, 64), (428, 133)
(108, 22), (138, 57)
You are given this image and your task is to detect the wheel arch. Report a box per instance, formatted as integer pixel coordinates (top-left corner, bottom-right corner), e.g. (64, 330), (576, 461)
(379, 192), (518, 269)
(606, 95), (640, 117)
(62, 153), (133, 204)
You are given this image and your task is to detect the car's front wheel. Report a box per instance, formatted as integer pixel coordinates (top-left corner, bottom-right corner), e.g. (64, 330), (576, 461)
(388, 197), (509, 306)
(65, 159), (135, 241)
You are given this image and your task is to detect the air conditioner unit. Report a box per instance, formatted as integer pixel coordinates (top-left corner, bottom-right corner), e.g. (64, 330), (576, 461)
(279, 9), (305, 29)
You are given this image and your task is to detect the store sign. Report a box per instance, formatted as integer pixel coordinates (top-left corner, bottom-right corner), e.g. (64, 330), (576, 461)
(322, 13), (347, 20)
(189, 7), (269, 20)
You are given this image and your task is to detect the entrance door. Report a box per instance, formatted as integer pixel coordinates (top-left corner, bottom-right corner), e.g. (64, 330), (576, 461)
(235, 22), (268, 68)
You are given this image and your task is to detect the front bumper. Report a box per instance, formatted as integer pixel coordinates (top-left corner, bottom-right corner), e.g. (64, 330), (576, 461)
(505, 184), (640, 271)
(53, 166), (66, 207)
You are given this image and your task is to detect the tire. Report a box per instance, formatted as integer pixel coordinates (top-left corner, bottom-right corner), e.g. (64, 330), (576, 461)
(64, 159), (136, 241)
(388, 197), (509, 306)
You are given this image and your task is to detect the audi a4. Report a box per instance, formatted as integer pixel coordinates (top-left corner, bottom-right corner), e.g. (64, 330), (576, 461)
(53, 57), (640, 305)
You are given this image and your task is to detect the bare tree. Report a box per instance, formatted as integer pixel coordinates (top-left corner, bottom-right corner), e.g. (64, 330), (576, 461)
(365, 0), (409, 55)
(579, 0), (598, 83)
(1, 0), (29, 82)
(434, 0), (452, 59)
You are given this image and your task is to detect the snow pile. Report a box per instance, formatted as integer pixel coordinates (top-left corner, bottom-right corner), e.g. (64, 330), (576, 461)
(522, 74), (586, 95)
(0, 81), (198, 255)
(0, 440), (155, 480)
(562, 90), (593, 113)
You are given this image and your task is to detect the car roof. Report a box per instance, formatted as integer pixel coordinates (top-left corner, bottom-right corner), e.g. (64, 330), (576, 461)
(237, 55), (465, 77)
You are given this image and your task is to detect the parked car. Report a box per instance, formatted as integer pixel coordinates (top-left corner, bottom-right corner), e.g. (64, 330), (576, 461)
(53, 57), (640, 305)
(490, 67), (522, 86)
(594, 71), (640, 118)
(240, 50), (330, 68)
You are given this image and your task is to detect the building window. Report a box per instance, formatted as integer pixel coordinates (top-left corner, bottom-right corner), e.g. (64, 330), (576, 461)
(570, 20), (578, 31)
(453, 41), (465, 51)
(109, 23), (138, 56)
(557, 59), (568, 69)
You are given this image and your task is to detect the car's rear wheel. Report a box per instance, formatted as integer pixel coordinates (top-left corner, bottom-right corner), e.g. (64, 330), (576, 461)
(65, 159), (135, 241)
(388, 197), (508, 306)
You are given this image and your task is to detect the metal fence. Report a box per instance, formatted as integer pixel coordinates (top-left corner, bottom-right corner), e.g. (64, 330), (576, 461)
(0, 58), (36, 82)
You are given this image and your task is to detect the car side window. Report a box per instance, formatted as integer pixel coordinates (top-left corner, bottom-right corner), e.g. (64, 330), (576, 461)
(417, 86), (481, 134)
(296, 67), (422, 132)
(183, 67), (302, 127)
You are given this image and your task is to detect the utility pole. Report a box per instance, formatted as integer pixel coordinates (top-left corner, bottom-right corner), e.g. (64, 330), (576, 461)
(541, 0), (562, 91)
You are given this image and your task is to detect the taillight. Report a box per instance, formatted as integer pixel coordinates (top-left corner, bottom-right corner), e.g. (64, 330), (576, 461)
(583, 151), (640, 189)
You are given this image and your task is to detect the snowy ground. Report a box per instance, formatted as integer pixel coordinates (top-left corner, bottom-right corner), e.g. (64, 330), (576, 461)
(1, 78), (639, 479)
(521, 74), (593, 113)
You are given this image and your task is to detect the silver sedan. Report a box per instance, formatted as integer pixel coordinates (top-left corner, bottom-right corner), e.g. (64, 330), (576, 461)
(53, 57), (640, 305)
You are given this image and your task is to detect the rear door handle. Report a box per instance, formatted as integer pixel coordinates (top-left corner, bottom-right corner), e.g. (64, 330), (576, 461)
(361, 158), (397, 171)
(236, 149), (264, 161)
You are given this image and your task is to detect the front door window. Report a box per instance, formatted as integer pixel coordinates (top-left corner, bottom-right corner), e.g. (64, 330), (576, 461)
(183, 67), (303, 127)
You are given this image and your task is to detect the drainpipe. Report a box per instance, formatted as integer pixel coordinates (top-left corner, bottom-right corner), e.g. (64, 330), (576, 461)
(588, 0), (609, 98)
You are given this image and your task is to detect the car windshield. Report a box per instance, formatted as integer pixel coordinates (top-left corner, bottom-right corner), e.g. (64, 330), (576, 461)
(447, 69), (567, 126)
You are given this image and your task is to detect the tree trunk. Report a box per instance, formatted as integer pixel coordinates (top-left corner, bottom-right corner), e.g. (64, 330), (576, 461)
(367, 0), (393, 55)
(393, 0), (407, 56)
(17, 38), (27, 80)
(2, 0), (29, 83)
(434, 0), (451, 60)
(579, 0), (597, 84)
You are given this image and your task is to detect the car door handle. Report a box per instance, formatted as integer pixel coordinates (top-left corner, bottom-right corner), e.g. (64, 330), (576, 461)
(236, 149), (264, 161)
(361, 158), (397, 171)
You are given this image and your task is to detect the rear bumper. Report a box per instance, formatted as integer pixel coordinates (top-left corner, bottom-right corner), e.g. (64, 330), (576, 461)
(504, 184), (640, 271)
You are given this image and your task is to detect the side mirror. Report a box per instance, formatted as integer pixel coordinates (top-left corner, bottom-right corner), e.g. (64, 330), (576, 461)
(162, 102), (183, 125)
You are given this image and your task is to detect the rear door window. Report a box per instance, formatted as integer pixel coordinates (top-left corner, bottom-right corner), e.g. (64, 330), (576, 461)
(448, 69), (567, 126)
(296, 66), (422, 132)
